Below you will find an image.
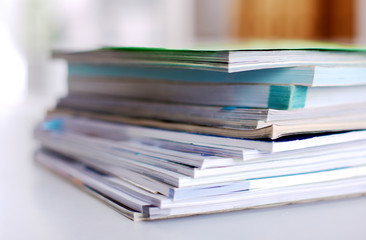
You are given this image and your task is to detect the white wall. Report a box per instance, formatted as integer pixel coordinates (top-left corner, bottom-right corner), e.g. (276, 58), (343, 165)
(194, 0), (232, 42)
(356, 0), (366, 43)
(0, 0), (27, 106)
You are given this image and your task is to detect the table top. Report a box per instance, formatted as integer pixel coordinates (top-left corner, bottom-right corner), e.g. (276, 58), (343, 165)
(1, 96), (366, 240)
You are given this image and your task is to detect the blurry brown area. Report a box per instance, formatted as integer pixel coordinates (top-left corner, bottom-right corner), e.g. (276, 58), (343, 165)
(232, 0), (355, 41)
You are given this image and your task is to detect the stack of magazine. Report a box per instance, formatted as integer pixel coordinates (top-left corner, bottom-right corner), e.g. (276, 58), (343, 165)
(35, 41), (366, 220)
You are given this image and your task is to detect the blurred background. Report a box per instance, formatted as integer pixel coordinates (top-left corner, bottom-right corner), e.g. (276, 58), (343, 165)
(0, 0), (365, 107)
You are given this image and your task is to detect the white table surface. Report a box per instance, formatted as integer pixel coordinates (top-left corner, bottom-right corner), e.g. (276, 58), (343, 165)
(1, 96), (366, 240)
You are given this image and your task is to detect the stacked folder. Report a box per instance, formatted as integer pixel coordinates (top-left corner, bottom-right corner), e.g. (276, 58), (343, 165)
(35, 41), (366, 220)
